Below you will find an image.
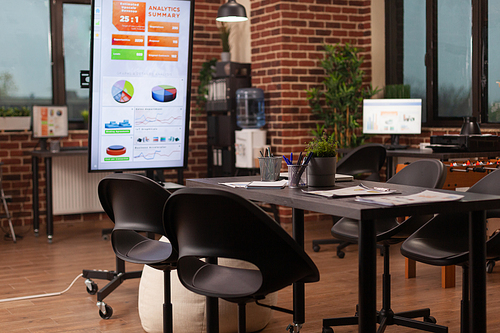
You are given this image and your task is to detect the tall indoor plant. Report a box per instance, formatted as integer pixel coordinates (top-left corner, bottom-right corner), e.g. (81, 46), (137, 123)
(306, 43), (380, 148)
(218, 22), (231, 62)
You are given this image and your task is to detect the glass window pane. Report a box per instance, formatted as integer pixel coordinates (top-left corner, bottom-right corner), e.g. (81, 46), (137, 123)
(403, 0), (426, 122)
(488, 0), (500, 123)
(0, 0), (52, 107)
(63, 3), (91, 121)
(437, 0), (472, 118)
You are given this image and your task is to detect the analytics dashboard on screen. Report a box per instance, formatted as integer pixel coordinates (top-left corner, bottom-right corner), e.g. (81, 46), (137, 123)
(89, 0), (193, 171)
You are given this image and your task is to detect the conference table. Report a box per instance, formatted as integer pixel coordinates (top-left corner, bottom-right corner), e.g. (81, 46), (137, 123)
(187, 176), (500, 333)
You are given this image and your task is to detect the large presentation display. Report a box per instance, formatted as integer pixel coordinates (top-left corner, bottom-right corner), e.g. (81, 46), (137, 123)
(89, 0), (194, 171)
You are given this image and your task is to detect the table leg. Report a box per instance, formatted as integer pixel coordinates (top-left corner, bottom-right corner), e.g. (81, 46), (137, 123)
(292, 208), (305, 328)
(358, 218), (377, 333)
(469, 210), (486, 332)
(206, 257), (219, 333)
(45, 157), (53, 243)
(32, 156), (39, 236)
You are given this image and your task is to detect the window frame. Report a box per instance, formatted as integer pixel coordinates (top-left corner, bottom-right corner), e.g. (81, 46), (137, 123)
(386, 0), (494, 128)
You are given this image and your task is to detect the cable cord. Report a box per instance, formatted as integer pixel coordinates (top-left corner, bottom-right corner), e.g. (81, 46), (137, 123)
(0, 273), (83, 303)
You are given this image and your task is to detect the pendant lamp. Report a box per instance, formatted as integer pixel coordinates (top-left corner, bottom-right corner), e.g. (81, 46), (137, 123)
(216, 0), (248, 22)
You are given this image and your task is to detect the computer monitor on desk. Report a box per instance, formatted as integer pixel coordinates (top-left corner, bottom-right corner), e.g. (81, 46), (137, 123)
(362, 99), (422, 150)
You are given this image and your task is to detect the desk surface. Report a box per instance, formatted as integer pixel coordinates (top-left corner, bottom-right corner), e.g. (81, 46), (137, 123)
(29, 147), (88, 158)
(187, 176), (500, 221)
(386, 148), (500, 160)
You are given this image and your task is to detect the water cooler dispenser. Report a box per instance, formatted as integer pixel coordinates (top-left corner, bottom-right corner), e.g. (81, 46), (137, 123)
(235, 88), (267, 168)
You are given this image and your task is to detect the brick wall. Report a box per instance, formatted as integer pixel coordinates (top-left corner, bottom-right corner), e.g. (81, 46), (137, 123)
(2, 1), (487, 232)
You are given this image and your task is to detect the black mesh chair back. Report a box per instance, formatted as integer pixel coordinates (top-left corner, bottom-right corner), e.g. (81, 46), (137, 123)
(164, 187), (319, 332)
(336, 143), (387, 181)
(98, 173), (176, 332)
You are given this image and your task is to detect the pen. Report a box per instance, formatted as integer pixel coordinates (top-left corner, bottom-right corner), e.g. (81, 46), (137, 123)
(297, 152), (303, 165)
(260, 150), (264, 157)
(290, 152), (293, 165)
(304, 152), (313, 165)
(283, 155), (291, 165)
(267, 147), (272, 157)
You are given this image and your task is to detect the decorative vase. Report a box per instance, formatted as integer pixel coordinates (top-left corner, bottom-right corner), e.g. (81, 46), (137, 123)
(307, 156), (336, 187)
(220, 52), (231, 62)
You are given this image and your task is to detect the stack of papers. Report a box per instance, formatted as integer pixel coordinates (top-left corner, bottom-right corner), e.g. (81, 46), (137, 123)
(219, 180), (288, 189)
(354, 190), (464, 206)
(302, 184), (398, 198)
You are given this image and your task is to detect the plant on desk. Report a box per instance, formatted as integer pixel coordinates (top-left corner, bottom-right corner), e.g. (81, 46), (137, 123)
(306, 43), (380, 149)
(305, 128), (338, 187)
(0, 106), (31, 131)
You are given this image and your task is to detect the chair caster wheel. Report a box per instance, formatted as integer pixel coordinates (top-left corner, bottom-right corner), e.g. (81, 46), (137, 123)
(424, 316), (437, 324)
(487, 260), (495, 273)
(98, 303), (113, 319)
(85, 280), (98, 295)
(336, 250), (345, 259)
(322, 327), (334, 333)
(313, 245), (320, 252)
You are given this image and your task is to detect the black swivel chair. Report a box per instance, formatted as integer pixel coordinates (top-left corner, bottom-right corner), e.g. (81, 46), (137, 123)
(312, 143), (387, 257)
(401, 167), (500, 333)
(163, 187), (320, 333)
(323, 159), (448, 333)
(83, 174), (177, 333)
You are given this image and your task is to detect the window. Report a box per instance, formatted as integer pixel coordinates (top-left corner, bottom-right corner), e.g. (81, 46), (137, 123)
(387, 0), (495, 128)
(0, 0), (91, 125)
(0, 0), (52, 106)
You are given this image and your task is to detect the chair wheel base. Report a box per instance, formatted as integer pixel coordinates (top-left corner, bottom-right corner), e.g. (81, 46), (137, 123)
(322, 327), (334, 333)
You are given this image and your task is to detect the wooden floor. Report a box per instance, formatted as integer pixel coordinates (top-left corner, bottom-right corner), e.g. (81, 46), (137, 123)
(2, 219), (500, 332)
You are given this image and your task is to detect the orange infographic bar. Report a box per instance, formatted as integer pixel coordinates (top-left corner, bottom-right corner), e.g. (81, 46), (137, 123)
(147, 50), (178, 61)
(148, 21), (180, 33)
(112, 34), (145, 46)
(147, 36), (179, 48)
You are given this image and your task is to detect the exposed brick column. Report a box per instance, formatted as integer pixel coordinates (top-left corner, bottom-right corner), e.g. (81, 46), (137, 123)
(250, 0), (373, 223)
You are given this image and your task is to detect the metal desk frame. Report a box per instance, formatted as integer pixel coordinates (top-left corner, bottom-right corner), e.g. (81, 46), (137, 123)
(187, 176), (500, 333)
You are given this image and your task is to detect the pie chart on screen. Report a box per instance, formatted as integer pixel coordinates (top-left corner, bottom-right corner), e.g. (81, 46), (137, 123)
(151, 85), (177, 102)
(112, 80), (134, 103)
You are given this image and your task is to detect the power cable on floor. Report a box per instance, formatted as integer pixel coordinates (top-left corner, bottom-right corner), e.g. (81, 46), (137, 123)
(0, 273), (83, 303)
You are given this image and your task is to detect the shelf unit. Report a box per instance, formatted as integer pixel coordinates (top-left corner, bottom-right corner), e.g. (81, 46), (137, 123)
(206, 62), (251, 177)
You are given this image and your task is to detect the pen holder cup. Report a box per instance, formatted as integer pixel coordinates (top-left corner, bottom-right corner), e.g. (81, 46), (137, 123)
(258, 157), (282, 181)
(288, 164), (308, 188)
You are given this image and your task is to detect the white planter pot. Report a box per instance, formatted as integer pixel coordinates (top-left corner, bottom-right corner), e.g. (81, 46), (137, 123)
(0, 117), (31, 131)
(220, 52), (231, 62)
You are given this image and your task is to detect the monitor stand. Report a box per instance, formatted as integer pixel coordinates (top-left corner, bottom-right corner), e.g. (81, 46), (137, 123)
(385, 134), (408, 150)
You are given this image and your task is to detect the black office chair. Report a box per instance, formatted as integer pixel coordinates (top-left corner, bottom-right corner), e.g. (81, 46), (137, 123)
(83, 173), (177, 333)
(323, 159), (448, 333)
(401, 167), (500, 333)
(312, 143), (387, 257)
(164, 187), (320, 333)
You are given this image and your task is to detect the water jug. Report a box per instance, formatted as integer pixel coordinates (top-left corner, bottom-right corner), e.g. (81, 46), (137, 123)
(236, 88), (265, 128)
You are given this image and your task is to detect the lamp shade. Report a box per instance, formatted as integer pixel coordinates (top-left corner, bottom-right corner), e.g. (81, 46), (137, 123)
(216, 0), (248, 22)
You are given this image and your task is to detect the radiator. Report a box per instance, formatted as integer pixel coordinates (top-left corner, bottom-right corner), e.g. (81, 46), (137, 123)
(52, 155), (109, 215)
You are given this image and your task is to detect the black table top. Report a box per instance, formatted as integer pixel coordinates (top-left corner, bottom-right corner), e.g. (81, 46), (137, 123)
(385, 148), (500, 160)
(187, 176), (500, 221)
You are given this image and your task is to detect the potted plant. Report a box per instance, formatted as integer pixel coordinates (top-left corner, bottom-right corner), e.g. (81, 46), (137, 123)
(196, 58), (217, 110)
(306, 43), (380, 149)
(218, 22), (231, 62)
(0, 106), (31, 131)
(305, 128), (338, 187)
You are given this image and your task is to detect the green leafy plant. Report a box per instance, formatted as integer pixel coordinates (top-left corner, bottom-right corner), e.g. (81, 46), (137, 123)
(81, 109), (89, 124)
(196, 58), (217, 110)
(306, 43), (380, 148)
(305, 130), (338, 158)
(218, 22), (231, 53)
(0, 106), (30, 117)
(385, 84), (411, 98)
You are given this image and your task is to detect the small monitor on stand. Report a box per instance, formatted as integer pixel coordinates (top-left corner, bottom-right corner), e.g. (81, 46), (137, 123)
(362, 99), (422, 150)
(32, 106), (69, 151)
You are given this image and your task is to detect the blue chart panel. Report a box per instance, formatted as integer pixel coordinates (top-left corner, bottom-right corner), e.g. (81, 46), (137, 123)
(152, 85), (177, 102)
